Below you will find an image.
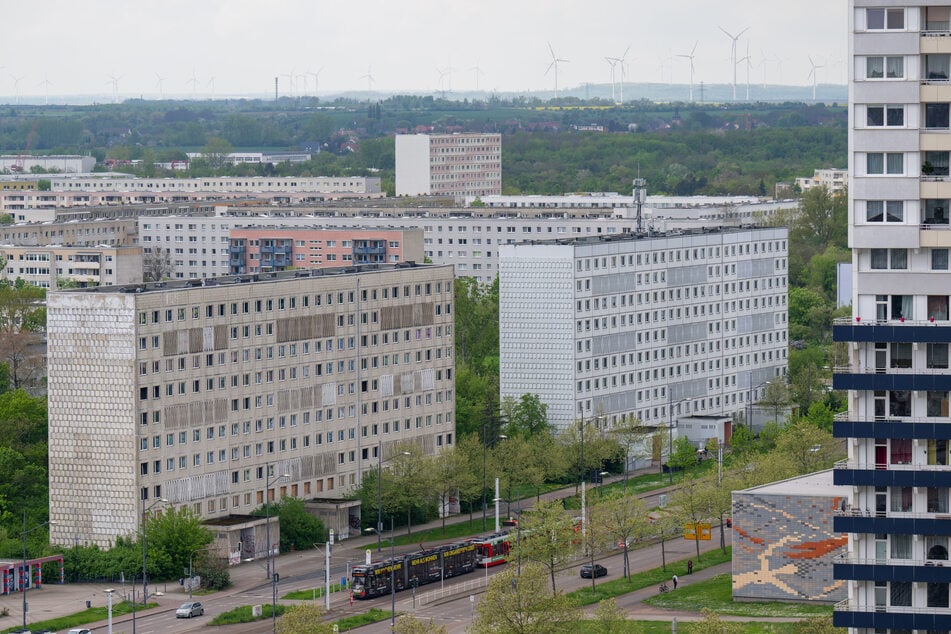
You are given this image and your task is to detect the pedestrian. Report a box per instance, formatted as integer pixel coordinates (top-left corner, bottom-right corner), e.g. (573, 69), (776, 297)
(687, 559), (693, 574)
(672, 574), (678, 589)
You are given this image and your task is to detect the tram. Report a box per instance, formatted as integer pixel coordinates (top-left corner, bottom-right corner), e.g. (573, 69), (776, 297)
(351, 540), (478, 599)
(472, 531), (511, 567)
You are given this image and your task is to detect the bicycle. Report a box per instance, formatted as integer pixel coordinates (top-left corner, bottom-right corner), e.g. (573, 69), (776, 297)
(658, 583), (670, 593)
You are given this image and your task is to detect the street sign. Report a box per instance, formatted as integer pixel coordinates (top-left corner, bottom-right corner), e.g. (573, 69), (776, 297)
(366, 549), (371, 565)
(683, 522), (711, 540)
(329, 529), (335, 546)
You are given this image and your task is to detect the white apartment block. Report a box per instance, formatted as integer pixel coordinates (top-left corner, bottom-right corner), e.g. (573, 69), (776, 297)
(47, 263), (456, 548)
(832, 4), (951, 632)
(45, 175), (382, 194)
(0, 155), (96, 173)
(499, 227), (789, 434)
(795, 168), (849, 194)
(395, 133), (501, 198)
(1, 245), (142, 288)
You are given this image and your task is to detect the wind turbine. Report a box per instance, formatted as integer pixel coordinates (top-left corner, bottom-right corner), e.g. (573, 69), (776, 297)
(546, 42), (569, 97)
(605, 57), (618, 103)
(808, 55), (824, 102)
(608, 46), (630, 103)
(187, 70), (199, 99)
(155, 72), (167, 99)
(279, 68), (296, 97)
(38, 77), (52, 106)
(307, 67), (324, 97)
(676, 42), (699, 102)
(11, 74), (25, 105)
(435, 66), (450, 98)
(719, 25), (749, 102)
(740, 42), (753, 101)
(469, 60), (485, 91)
(360, 66), (375, 93)
(106, 73), (122, 104)
(207, 76), (216, 97)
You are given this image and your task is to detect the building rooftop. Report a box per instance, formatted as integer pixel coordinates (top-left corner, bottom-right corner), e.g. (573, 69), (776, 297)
(60, 260), (440, 295)
(738, 469), (849, 498)
(516, 224), (776, 248)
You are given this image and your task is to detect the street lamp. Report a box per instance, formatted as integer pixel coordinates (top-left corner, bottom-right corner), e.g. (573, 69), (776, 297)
(264, 463), (290, 634)
(668, 395), (691, 484)
(105, 588), (115, 634)
(377, 444), (411, 552)
(363, 518), (398, 630)
(20, 511), (56, 631)
(141, 496), (168, 606)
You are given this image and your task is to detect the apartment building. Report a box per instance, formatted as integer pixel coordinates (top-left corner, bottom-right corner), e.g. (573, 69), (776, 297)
(795, 168), (849, 194)
(47, 263), (456, 548)
(227, 227), (424, 273)
(833, 4), (951, 631)
(1, 244), (142, 288)
(498, 227), (789, 434)
(395, 133), (501, 198)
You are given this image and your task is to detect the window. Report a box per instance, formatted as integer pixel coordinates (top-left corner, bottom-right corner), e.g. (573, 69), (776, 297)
(925, 151), (951, 176)
(866, 56), (903, 79)
(928, 343), (950, 369)
(867, 105), (904, 127)
(890, 581), (912, 607)
(870, 248), (907, 269)
(867, 152), (904, 175)
(867, 7), (904, 30)
(890, 486), (913, 512)
(926, 55), (951, 81)
(926, 103), (951, 129)
(930, 295), (950, 321)
(866, 200), (904, 222)
(925, 199), (949, 225)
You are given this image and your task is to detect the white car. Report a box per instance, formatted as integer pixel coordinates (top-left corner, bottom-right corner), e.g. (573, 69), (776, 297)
(176, 601), (204, 618)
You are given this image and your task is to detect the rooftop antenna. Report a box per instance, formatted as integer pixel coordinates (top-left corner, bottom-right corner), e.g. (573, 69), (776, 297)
(545, 42), (568, 97)
(719, 25), (749, 102)
(633, 176), (647, 234)
(807, 55), (824, 102)
(154, 72), (167, 99)
(38, 77), (52, 106)
(676, 41), (699, 102)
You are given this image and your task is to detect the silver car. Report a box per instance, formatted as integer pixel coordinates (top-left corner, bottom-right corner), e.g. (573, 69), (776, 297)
(176, 601), (204, 618)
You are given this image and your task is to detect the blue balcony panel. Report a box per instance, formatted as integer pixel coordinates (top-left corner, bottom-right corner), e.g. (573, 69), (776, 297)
(834, 420), (951, 440)
(832, 373), (951, 391)
(833, 609), (951, 631)
(834, 514), (951, 536)
(835, 562), (951, 583)
(833, 323), (951, 343)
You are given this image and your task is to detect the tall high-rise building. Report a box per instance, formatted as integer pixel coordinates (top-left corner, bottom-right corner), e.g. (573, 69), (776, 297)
(395, 133), (501, 198)
(47, 264), (456, 548)
(834, 3), (951, 630)
(499, 227), (789, 435)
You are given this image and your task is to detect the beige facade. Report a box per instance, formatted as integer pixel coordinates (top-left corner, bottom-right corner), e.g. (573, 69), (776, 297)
(47, 263), (456, 548)
(395, 133), (501, 198)
(795, 168), (848, 194)
(0, 218), (138, 247)
(0, 245), (143, 288)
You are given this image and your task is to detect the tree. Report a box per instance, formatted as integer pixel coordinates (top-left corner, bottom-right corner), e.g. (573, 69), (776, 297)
(389, 444), (430, 535)
(667, 436), (698, 480)
(0, 281), (46, 392)
(394, 614), (448, 634)
(143, 506), (213, 580)
(668, 477), (714, 563)
(773, 419), (841, 474)
(506, 394), (550, 438)
(143, 247), (174, 282)
(591, 491), (649, 579)
(514, 499), (578, 594)
(269, 497), (326, 553)
(591, 598), (630, 634)
(692, 609), (744, 634)
(427, 447), (476, 531)
(759, 378), (791, 426)
(493, 435), (545, 515)
(609, 414), (654, 482)
(200, 136), (233, 171)
(276, 603), (335, 634)
(470, 562), (580, 634)
(793, 616), (837, 634)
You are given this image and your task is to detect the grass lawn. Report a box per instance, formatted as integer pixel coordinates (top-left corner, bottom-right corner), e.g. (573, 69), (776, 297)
(643, 574), (832, 618)
(355, 516), (503, 551)
(576, 620), (804, 633)
(283, 583), (343, 600)
(208, 603), (285, 625)
(332, 607), (391, 629)
(568, 547), (733, 606)
(0, 601), (159, 634)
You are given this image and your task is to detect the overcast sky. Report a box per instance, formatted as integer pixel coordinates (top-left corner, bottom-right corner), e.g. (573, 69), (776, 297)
(0, 0), (847, 102)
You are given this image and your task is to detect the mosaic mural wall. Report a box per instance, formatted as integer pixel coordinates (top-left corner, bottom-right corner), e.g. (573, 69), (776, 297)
(732, 491), (847, 603)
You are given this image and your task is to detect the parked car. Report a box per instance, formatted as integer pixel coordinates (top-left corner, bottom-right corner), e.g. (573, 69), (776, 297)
(580, 563), (608, 578)
(68, 630), (92, 634)
(176, 601), (204, 618)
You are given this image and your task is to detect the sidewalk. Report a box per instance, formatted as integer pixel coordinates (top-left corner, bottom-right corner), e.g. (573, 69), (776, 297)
(0, 467), (672, 631)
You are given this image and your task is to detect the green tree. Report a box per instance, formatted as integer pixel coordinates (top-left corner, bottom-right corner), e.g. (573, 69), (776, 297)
(427, 447), (476, 531)
(591, 598), (631, 634)
(514, 499), (578, 594)
(592, 491), (649, 579)
(507, 394), (550, 438)
(668, 477), (714, 563)
(759, 378), (792, 426)
(144, 506), (213, 580)
(667, 436), (698, 479)
(793, 616), (837, 634)
(270, 497), (326, 553)
(692, 609), (744, 634)
(394, 614), (448, 634)
(470, 562), (580, 633)
(200, 136), (233, 171)
(276, 603), (335, 634)
(773, 419), (841, 474)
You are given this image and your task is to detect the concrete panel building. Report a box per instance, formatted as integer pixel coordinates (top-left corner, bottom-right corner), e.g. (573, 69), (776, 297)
(733, 470), (849, 603)
(46, 263), (456, 548)
(834, 3), (951, 631)
(0, 155), (96, 173)
(0, 244), (143, 288)
(395, 133), (501, 198)
(498, 227), (789, 436)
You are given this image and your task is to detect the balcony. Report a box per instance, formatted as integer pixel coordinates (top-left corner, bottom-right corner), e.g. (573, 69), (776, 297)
(833, 459), (951, 487)
(833, 416), (951, 441)
(833, 317), (951, 344)
(833, 599), (951, 631)
(834, 511), (951, 537)
(832, 371), (951, 391)
(834, 554), (951, 583)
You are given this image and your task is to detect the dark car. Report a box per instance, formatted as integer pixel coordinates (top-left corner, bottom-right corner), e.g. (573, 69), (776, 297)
(580, 563), (608, 578)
